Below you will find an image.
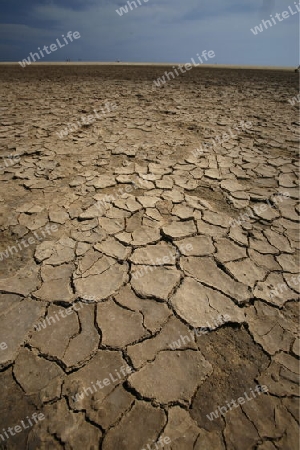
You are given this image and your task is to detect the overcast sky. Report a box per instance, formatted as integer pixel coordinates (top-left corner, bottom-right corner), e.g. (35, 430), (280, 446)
(0, 0), (299, 65)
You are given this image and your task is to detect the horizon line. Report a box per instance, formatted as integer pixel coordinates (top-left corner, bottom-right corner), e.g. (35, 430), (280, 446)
(0, 62), (296, 70)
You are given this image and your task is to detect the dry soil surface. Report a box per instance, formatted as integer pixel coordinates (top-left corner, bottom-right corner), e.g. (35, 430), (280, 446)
(0, 65), (299, 450)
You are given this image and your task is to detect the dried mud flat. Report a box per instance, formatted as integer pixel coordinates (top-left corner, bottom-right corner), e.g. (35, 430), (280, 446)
(0, 65), (299, 450)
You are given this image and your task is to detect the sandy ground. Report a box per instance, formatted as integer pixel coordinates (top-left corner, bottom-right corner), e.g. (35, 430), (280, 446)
(0, 65), (299, 449)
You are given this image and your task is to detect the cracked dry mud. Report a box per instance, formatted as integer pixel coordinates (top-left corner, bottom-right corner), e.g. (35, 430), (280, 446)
(0, 65), (299, 449)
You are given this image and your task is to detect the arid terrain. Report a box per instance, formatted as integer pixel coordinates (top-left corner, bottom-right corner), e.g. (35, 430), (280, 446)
(0, 64), (299, 449)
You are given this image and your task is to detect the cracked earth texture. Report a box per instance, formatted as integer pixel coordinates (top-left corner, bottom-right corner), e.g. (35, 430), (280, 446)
(0, 65), (299, 450)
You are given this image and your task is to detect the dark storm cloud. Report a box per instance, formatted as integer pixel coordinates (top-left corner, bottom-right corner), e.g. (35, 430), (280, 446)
(0, 0), (298, 65)
(183, 3), (258, 21)
(1, 0), (97, 24)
